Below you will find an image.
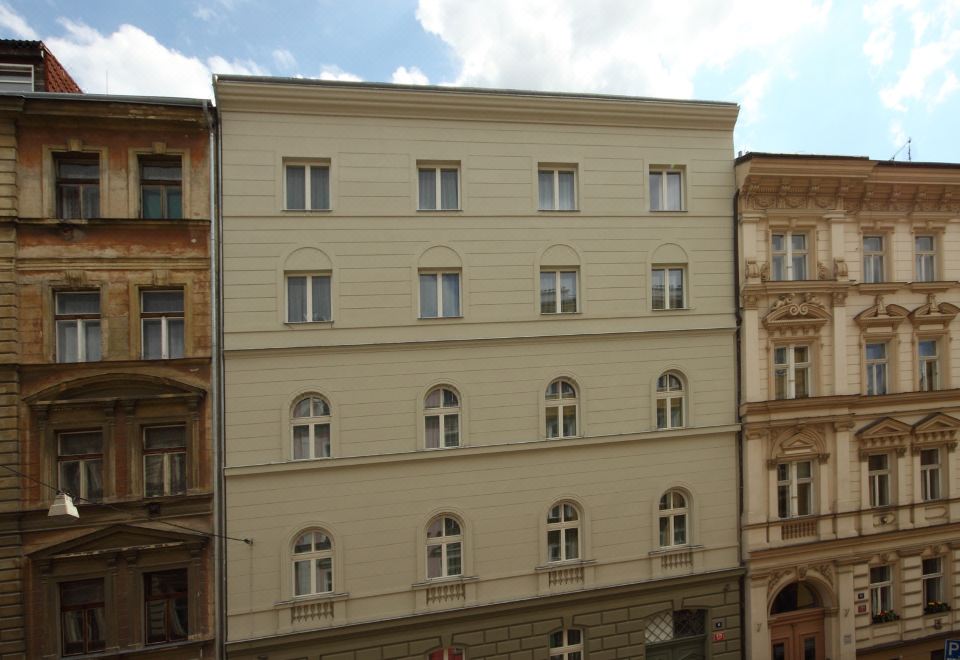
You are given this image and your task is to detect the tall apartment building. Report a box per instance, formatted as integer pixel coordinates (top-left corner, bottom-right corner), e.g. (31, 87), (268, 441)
(216, 77), (743, 659)
(0, 84), (216, 656)
(736, 153), (960, 659)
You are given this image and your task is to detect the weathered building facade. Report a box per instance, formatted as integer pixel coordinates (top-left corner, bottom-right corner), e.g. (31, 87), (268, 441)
(216, 77), (743, 659)
(737, 153), (960, 659)
(0, 91), (215, 658)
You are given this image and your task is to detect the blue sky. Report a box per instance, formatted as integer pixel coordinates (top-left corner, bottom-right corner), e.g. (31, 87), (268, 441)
(2, 0), (958, 162)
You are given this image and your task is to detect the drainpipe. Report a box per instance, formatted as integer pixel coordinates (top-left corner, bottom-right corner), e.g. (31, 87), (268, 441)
(733, 180), (746, 660)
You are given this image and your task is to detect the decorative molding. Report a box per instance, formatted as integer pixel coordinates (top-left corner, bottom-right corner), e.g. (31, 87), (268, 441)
(854, 296), (908, 331)
(763, 292), (830, 336)
(909, 294), (959, 331)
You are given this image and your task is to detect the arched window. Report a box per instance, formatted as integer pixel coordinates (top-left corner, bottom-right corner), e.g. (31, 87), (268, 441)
(426, 515), (462, 579)
(656, 372), (685, 429)
(658, 489), (688, 547)
(549, 629), (583, 659)
(292, 395), (331, 459)
(427, 648), (464, 660)
(547, 502), (580, 562)
(292, 530), (333, 596)
(425, 386), (460, 448)
(545, 379), (578, 439)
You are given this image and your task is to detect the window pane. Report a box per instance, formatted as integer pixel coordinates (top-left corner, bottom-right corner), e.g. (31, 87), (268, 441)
(145, 599), (167, 643)
(442, 273), (460, 317)
(315, 424), (331, 457)
(656, 398), (667, 429)
(59, 184), (81, 219)
(82, 185), (99, 218)
(866, 343), (885, 360)
(547, 529), (561, 561)
(420, 273), (438, 318)
(57, 292), (100, 315)
(287, 277), (307, 323)
(144, 454), (164, 497)
(317, 557), (333, 593)
(777, 483), (789, 518)
(673, 513), (686, 544)
(294, 559), (311, 595)
(166, 187), (183, 219)
(444, 517), (461, 535)
(795, 367), (809, 397)
(293, 425), (310, 459)
(446, 542), (462, 576)
(659, 515), (670, 546)
(560, 271), (577, 312)
(670, 398), (683, 428)
(666, 172), (682, 210)
(792, 255), (806, 280)
(771, 254), (785, 281)
(649, 171), (662, 210)
(562, 405), (577, 437)
(60, 432), (102, 455)
(425, 388), (441, 408)
(440, 169), (458, 209)
(311, 276), (331, 321)
(442, 388), (458, 407)
(565, 527), (579, 559)
(167, 319), (185, 358)
(142, 290), (184, 313)
(418, 169), (436, 210)
(425, 415), (440, 448)
(427, 545), (443, 578)
(797, 482), (811, 515)
(142, 186), (163, 218)
(540, 272), (556, 313)
(545, 407), (559, 438)
(145, 426), (186, 450)
(142, 319), (163, 359)
(286, 165), (306, 209)
(774, 368), (787, 399)
(443, 415), (459, 447)
(169, 452), (186, 495)
(310, 166), (330, 210)
(919, 340), (937, 357)
(538, 170), (554, 210)
(59, 461), (81, 497)
(668, 269), (683, 308)
(651, 269), (665, 309)
(558, 171), (575, 210)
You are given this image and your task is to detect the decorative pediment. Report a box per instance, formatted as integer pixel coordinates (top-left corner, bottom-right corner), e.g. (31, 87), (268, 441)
(26, 373), (205, 408)
(854, 296), (908, 331)
(27, 523), (207, 560)
(768, 428), (829, 466)
(909, 294), (959, 331)
(913, 413), (960, 449)
(856, 417), (912, 454)
(763, 293), (831, 336)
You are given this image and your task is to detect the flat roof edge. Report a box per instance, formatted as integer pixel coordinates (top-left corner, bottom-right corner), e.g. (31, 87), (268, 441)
(0, 91), (210, 107)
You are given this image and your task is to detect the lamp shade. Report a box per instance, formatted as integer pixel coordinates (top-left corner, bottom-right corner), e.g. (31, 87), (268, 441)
(48, 492), (79, 518)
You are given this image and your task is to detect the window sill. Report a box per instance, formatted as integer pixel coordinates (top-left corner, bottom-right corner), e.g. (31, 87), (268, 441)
(290, 456), (332, 462)
(909, 281), (955, 292)
(282, 208), (332, 213)
(274, 591), (348, 608)
(546, 435), (582, 441)
(539, 311), (582, 317)
(418, 315), (464, 321)
(534, 558), (595, 572)
(648, 544), (703, 556)
(423, 445), (462, 451)
(649, 209), (687, 213)
(655, 425), (687, 432)
(537, 209), (580, 213)
(858, 282), (900, 294)
(412, 575), (478, 589)
(284, 321), (334, 328)
(417, 208), (462, 213)
(651, 307), (692, 312)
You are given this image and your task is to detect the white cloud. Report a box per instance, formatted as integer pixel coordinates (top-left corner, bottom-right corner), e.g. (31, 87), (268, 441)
(193, 6), (216, 21)
(889, 118), (908, 148)
(318, 66), (362, 82)
(734, 68), (773, 126)
(0, 3), (38, 39)
(415, 0), (831, 100)
(391, 65), (429, 85)
(272, 48), (296, 71)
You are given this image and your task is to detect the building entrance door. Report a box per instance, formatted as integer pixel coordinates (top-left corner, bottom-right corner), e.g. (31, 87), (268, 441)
(768, 582), (825, 660)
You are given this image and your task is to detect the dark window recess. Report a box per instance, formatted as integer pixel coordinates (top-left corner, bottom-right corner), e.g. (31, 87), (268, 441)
(60, 579), (106, 656)
(140, 158), (182, 219)
(144, 569), (188, 644)
(673, 609), (706, 638)
(56, 155), (100, 219)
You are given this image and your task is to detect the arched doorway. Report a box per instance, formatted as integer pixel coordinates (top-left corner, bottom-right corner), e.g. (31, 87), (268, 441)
(769, 582), (825, 660)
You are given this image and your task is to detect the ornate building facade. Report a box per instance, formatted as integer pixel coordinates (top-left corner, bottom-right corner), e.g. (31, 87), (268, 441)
(737, 153), (960, 659)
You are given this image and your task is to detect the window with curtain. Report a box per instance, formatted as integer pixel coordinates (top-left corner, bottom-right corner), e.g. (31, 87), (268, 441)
(424, 386), (460, 448)
(869, 565), (893, 618)
(920, 448), (941, 501)
(143, 425), (186, 498)
(868, 453), (891, 507)
(915, 235), (936, 281)
(774, 344), (811, 399)
(293, 530), (334, 596)
(658, 489), (688, 547)
(285, 162), (331, 210)
(140, 156), (182, 219)
(292, 395), (331, 459)
(540, 270), (578, 314)
(286, 274), (332, 323)
(546, 502), (580, 562)
(419, 271), (461, 318)
(57, 431), (103, 502)
(863, 235), (886, 283)
(865, 342), (888, 395)
(141, 289), (185, 359)
(143, 569), (188, 644)
(651, 266), (685, 310)
(60, 579), (106, 656)
(649, 167), (684, 211)
(656, 372), (685, 429)
(426, 515), (462, 579)
(545, 379), (578, 439)
(919, 339), (940, 391)
(776, 460), (813, 518)
(55, 153), (100, 219)
(923, 557), (944, 608)
(418, 165), (459, 210)
(771, 232), (808, 281)
(538, 167), (577, 210)
(55, 291), (101, 363)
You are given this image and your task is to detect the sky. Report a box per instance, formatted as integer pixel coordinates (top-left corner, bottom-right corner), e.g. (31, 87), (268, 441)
(1, 0), (958, 162)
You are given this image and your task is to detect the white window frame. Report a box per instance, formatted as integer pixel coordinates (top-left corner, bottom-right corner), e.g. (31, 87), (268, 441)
(770, 231), (808, 281)
(55, 291), (101, 363)
(658, 489), (689, 548)
(285, 273), (332, 323)
(291, 395), (331, 460)
(915, 235), (936, 282)
(776, 460), (813, 519)
(655, 372), (685, 430)
(863, 235), (886, 283)
(292, 530), (334, 597)
(426, 515), (463, 579)
(922, 557), (944, 606)
(545, 378), (578, 439)
(417, 164), (460, 211)
(773, 344), (812, 399)
(649, 167), (684, 211)
(869, 565), (893, 617)
(865, 342), (888, 396)
(424, 386), (460, 449)
(651, 266), (686, 310)
(540, 270), (579, 314)
(548, 629), (583, 659)
(283, 161), (331, 211)
(538, 167), (577, 211)
(546, 502), (581, 563)
(868, 453), (891, 507)
(142, 425), (187, 498)
(141, 289), (185, 360)
(918, 339), (940, 391)
(418, 270), (461, 318)
(920, 447), (942, 501)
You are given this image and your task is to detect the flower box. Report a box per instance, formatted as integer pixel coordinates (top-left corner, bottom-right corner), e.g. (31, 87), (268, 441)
(924, 601), (951, 615)
(872, 610), (900, 624)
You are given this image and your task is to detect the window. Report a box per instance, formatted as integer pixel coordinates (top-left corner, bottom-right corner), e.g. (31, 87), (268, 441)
(919, 339), (940, 391)
(771, 232), (808, 281)
(916, 235), (936, 282)
(921, 448), (941, 501)
(141, 290), (184, 359)
(426, 515), (462, 579)
(55, 291), (101, 363)
(293, 530), (333, 596)
(428, 649), (464, 660)
(923, 557), (944, 606)
(645, 610), (706, 646)
(863, 236), (885, 283)
(58, 431), (103, 502)
(658, 489), (688, 547)
(285, 162), (330, 210)
(545, 379), (578, 439)
(865, 342), (888, 396)
(774, 345), (811, 399)
(777, 461), (813, 518)
(60, 579), (106, 656)
(418, 165), (459, 210)
(286, 274), (331, 323)
(419, 271), (460, 318)
(656, 372), (685, 429)
(549, 629), (583, 660)
(292, 396), (331, 460)
(538, 168), (576, 211)
(424, 387), (459, 449)
(540, 270), (578, 314)
(56, 154), (100, 219)
(651, 267), (685, 310)
(870, 565), (893, 617)
(144, 569), (188, 644)
(868, 453), (891, 507)
(546, 502), (580, 562)
(140, 157), (182, 219)
(649, 168), (683, 211)
(143, 426), (186, 498)
(0, 64), (33, 92)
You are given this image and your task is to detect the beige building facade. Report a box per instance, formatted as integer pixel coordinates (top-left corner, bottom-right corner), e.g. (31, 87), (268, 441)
(216, 78), (743, 659)
(737, 153), (960, 659)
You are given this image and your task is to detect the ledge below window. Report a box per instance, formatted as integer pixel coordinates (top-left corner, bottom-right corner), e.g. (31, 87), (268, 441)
(412, 576), (478, 610)
(274, 592), (349, 628)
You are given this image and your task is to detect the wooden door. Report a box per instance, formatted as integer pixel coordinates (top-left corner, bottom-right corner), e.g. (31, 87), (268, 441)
(769, 608), (824, 660)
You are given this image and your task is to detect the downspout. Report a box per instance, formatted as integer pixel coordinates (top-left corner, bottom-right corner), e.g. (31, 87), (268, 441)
(733, 181), (745, 660)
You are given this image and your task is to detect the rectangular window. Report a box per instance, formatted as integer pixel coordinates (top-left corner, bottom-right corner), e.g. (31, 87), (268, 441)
(143, 426), (187, 498)
(771, 232), (808, 281)
(140, 157), (182, 219)
(141, 290), (184, 360)
(868, 453), (891, 507)
(870, 565), (893, 617)
(919, 339), (940, 391)
(915, 235), (936, 282)
(55, 291), (101, 363)
(144, 569), (188, 644)
(651, 267), (685, 310)
(419, 271), (461, 318)
(418, 165), (459, 210)
(865, 342), (888, 396)
(540, 270), (578, 314)
(286, 274), (331, 323)
(538, 167), (577, 211)
(58, 431), (103, 502)
(773, 345), (811, 399)
(649, 168), (683, 211)
(285, 162), (330, 210)
(56, 154), (100, 219)
(921, 448), (941, 501)
(923, 557), (944, 605)
(863, 235), (885, 283)
(60, 579), (106, 656)
(776, 461), (813, 518)
(0, 63), (33, 92)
